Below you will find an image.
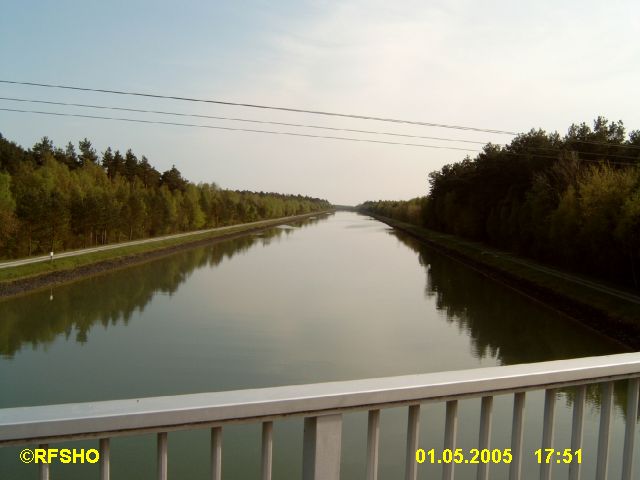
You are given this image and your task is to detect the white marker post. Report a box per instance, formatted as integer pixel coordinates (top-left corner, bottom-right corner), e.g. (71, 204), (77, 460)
(50, 251), (54, 265)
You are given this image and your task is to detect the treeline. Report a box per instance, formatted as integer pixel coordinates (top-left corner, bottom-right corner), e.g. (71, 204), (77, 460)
(359, 117), (640, 288)
(0, 133), (330, 258)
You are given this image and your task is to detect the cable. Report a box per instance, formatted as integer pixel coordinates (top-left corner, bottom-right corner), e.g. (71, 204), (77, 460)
(445, 145), (638, 165)
(508, 137), (640, 153)
(489, 150), (638, 166)
(1, 107), (636, 165)
(563, 137), (640, 151)
(0, 79), (518, 135)
(0, 107), (481, 152)
(5, 97), (637, 160)
(3, 80), (638, 153)
(0, 96), (489, 145)
(506, 145), (640, 161)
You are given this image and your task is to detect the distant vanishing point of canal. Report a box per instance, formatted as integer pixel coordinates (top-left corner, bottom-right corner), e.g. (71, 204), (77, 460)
(0, 212), (631, 479)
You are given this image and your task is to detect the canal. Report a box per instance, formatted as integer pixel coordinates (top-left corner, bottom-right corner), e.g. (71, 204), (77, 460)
(0, 211), (633, 479)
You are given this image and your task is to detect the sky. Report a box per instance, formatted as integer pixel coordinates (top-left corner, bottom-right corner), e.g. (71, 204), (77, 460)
(1, 0), (639, 205)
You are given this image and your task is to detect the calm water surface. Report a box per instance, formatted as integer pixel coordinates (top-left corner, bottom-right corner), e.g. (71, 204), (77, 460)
(0, 212), (635, 479)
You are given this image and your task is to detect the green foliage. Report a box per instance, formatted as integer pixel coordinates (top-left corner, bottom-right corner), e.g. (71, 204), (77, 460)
(0, 172), (17, 251)
(358, 117), (640, 288)
(0, 133), (331, 259)
(358, 197), (427, 226)
(78, 138), (98, 166)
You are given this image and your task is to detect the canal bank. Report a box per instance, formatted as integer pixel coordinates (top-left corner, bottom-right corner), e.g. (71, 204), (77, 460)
(369, 213), (640, 350)
(0, 211), (332, 299)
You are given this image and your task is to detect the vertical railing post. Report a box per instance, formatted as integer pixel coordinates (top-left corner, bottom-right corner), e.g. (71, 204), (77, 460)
(477, 396), (493, 480)
(622, 378), (640, 480)
(302, 414), (343, 480)
(100, 438), (110, 480)
(39, 444), (49, 480)
(261, 421), (273, 480)
(366, 409), (380, 480)
(540, 389), (556, 480)
(211, 427), (222, 480)
(442, 400), (458, 480)
(596, 382), (614, 480)
(157, 432), (167, 480)
(509, 392), (525, 480)
(568, 385), (586, 480)
(404, 405), (421, 480)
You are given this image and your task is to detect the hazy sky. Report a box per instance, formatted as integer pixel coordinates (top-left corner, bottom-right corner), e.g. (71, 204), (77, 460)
(1, 0), (639, 205)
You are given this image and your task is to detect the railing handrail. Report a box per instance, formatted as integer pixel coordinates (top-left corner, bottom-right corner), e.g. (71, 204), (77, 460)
(2, 352), (640, 446)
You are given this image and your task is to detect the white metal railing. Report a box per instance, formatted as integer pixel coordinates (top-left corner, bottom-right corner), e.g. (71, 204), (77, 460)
(1, 353), (640, 480)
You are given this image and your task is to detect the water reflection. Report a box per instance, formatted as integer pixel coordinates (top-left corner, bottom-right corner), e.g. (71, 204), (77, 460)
(391, 230), (639, 417)
(0, 215), (326, 358)
(392, 231), (626, 363)
(1, 212), (638, 480)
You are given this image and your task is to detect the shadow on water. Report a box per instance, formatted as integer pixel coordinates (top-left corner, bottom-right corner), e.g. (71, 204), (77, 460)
(391, 230), (638, 419)
(0, 215), (326, 358)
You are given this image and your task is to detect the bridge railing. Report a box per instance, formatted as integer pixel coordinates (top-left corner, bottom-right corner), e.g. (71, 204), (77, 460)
(1, 353), (639, 480)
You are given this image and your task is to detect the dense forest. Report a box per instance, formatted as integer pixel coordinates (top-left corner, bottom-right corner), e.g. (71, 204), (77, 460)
(0, 133), (330, 259)
(359, 117), (640, 289)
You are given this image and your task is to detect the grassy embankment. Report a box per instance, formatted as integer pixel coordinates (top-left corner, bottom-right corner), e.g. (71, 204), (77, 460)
(372, 214), (640, 350)
(0, 212), (331, 292)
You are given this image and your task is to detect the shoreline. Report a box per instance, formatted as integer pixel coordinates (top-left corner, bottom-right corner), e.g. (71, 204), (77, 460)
(368, 213), (640, 350)
(0, 211), (332, 300)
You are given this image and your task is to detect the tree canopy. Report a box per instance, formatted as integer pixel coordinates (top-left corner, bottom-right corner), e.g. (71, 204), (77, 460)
(0, 133), (330, 258)
(359, 117), (640, 288)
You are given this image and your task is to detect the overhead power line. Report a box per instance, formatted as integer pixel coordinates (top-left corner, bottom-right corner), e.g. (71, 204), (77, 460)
(497, 150), (638, 166)
(0, 79), (518, 135)
(0, 107), (481, 152)
(507, 145), (640, 161)
(3, 80), (639, 154)
(564, 137), (640, 151)
(1, 107), (637, 166)
(5, 97), (638, 160)
(0, 96), (488, 145)
(0, 97), (640, 160)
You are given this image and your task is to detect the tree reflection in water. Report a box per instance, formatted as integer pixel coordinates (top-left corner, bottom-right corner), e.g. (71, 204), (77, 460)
(0, 216), (325, 358)
(391, 230), (636, 417)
